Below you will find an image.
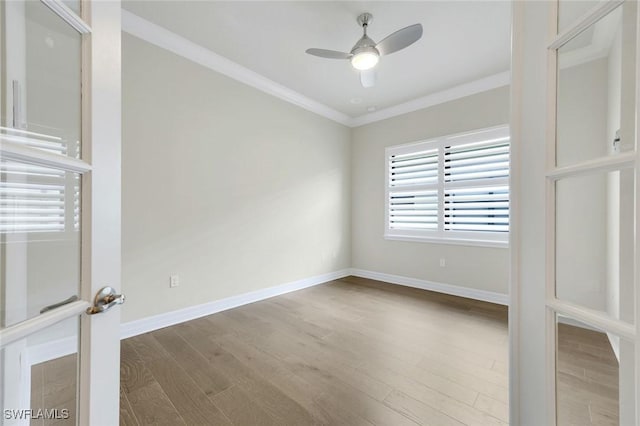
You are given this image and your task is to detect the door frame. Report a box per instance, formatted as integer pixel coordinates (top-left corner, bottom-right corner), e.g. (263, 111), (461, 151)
(510, 0), (639, 424)
(0, 1), (121, 424)
(545, 1), (638, 424)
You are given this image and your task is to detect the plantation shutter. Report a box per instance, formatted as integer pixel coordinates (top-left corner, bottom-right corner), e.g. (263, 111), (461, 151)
(0, 129), (78, 233)
(444, 186), (509, 232)
(444, 138), (510, 233)
(386, 125), (510, 244)
(389, 148), (438, 187)
(389, 148), (439, 231)
(389, 190), (439, 230)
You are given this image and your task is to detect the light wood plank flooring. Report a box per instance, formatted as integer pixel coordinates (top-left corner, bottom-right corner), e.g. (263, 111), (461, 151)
(556, 323), (619, 425)
(120, 277), (510, 425)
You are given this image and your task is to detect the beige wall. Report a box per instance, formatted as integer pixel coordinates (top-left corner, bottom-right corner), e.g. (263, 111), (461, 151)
(121, 34), (352, 322)
(350, 86), (510, 295)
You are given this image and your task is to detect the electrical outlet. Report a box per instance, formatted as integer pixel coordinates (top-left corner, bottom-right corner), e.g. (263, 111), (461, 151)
(439, 258), (446, 267)
(170, 274), (180, 288)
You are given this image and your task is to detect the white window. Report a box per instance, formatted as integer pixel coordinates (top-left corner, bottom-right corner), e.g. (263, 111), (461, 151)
(385, 125), (509, 247)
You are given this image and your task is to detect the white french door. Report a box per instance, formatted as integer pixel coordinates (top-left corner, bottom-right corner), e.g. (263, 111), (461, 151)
(0, 1), (121, 425)
(546, 0), (639, 424)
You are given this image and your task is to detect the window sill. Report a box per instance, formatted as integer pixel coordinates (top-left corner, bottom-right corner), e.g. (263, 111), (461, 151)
(384, 234), (509, 249)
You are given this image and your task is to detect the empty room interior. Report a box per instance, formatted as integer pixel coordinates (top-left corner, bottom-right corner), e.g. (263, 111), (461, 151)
(1, 0), (639, 425)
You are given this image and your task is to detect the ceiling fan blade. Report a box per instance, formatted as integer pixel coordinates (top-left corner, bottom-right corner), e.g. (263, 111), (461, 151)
(305, 48), (352, 59)
(360, 69), (376, 88)
(375, 23), (423, 56)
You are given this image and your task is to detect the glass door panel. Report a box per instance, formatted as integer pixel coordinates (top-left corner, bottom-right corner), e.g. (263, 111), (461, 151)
(62, 1), (81, 15)
(550, 1), (639, 424)
(555, 169), (634, 324)
(1, 0), (82, 159)
(558, 1), (600, 33)
(556, 2), (636, 167)
(555, 315), (634, 425)
(1, 317), (79, 425)
(0, 161), (81, 327)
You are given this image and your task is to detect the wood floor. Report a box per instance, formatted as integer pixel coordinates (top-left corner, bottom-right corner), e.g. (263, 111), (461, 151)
(28, 276), (621, 425)
(119, 277), (510, 426)
(556, 323), (619, 425)
(30, 353), (77, 426)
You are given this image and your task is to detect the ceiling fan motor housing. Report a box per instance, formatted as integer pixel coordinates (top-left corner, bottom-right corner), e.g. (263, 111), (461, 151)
(351, 35), (379, 56)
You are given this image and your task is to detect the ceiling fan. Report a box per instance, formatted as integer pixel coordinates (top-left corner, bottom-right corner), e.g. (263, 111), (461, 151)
(305, 13), (423, 88)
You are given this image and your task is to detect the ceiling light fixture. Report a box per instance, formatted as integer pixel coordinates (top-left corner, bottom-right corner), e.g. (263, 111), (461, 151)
(305, 12), (423, 87)
(351, 47), (379, 71)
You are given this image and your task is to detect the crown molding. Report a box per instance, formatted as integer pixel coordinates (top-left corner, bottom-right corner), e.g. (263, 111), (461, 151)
(350, 71), (511, 127)
(121, 9), (352, 126)
(121, 9), (510, 129)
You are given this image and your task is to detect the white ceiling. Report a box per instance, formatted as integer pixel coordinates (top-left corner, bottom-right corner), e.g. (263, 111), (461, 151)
(122, 1), (511, 118)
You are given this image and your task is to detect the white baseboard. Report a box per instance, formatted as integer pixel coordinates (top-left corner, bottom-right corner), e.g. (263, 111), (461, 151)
(120, 269), (351, 339)
(27, 269), (350, 365)
(349, 268), (509, 306)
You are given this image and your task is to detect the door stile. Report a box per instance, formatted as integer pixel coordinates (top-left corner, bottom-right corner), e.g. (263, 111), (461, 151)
(545, 1), (558, 423)
(77, 1), (122, 424)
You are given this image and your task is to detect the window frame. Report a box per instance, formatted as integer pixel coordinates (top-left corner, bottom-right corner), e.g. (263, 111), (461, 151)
(384, 125), (510, 248)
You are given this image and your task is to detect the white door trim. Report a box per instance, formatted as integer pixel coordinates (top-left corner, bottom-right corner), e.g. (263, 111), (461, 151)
(507, 2), (524, 423)
(77, 1), (122, 424)
(40, 0), (91, 34)
(0, 140), (93, 173)
(0, 301), (89, 347)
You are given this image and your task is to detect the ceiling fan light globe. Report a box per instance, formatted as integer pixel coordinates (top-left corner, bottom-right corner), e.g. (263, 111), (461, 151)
(351, 49), (379, 70)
